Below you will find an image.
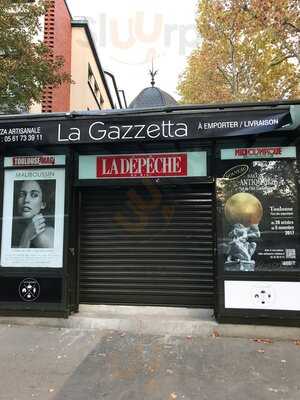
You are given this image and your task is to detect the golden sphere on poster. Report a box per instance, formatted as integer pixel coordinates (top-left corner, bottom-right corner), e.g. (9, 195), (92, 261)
(224, 192), (263, 226)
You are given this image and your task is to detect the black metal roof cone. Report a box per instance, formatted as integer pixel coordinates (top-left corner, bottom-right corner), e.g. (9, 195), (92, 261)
(128, 62), (178, 109)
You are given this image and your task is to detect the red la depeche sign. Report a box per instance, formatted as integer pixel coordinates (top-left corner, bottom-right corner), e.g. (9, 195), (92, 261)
(96, 153), (187, 178)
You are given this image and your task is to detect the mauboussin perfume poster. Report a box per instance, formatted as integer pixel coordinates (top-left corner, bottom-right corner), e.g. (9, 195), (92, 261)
(217, 160), (299, 272)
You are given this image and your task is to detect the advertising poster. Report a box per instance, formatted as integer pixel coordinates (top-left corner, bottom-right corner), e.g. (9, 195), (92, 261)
(1, 168), (65, 268)
(217, 155), (299, 272)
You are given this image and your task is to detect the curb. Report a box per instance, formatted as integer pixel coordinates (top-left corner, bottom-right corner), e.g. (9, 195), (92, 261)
(0, 306), (300, 340)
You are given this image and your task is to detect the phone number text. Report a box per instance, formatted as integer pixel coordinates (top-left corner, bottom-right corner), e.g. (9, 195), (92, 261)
(2, 134), (43, 143)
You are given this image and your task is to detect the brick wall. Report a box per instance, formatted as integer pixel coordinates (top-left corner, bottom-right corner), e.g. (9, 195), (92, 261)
(42, 0), (72, 113)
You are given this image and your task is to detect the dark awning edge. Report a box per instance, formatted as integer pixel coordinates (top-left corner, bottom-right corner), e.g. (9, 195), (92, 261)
(0, 103), (298, 146)
(0, 99), (300, 122)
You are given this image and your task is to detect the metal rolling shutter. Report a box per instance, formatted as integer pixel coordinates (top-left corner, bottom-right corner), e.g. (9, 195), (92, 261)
(79, 184), (215, 307)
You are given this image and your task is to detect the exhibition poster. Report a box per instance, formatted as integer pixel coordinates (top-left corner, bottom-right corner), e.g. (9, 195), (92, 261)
(217, 158), (299, 272)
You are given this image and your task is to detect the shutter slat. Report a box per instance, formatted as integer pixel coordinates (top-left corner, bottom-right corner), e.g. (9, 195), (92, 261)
(79, 185), (215, 307)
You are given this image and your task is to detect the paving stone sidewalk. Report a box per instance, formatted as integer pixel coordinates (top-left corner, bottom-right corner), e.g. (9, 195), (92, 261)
(0, 324), (300, 400)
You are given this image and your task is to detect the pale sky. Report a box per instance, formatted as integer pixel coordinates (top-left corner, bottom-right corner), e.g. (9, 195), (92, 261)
(67, 0), (199, 106)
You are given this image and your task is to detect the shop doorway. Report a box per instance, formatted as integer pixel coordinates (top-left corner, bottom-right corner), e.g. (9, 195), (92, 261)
(79, 183), (215, 307)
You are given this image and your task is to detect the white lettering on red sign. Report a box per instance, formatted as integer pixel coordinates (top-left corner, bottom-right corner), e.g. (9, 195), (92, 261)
(96, 154), (187, 178)
(12, 156), (56, 166)
(235, 147), (282, 157)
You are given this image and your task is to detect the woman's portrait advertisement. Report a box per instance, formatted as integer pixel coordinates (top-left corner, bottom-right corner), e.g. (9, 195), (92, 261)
(1, 168), (65, 268)
(12, 179), (56, 248)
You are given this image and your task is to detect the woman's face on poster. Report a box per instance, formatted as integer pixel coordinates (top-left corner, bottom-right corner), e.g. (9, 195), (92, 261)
(17, 180), (45, 219)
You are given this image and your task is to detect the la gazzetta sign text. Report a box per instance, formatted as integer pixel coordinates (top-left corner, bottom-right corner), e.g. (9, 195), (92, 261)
(0, 110), (291, 146)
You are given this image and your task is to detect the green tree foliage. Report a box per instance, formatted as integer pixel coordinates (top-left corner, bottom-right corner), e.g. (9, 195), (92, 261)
(178, 0), (300, 104)
(0, 0), (70, 113)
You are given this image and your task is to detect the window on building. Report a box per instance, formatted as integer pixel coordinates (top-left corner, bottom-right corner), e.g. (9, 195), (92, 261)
(88, 64), (93, 83)
(100, 93), (104, 105)
(94, 82), (99, 95)
(87, 64), (103, 110)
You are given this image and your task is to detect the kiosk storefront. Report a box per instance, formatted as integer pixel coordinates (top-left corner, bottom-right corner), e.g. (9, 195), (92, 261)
(0, 102), (299, 325)
(78, 152), (214, 307)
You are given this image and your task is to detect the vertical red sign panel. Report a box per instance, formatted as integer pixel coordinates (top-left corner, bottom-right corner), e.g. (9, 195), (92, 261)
(96, 153), (187, 178)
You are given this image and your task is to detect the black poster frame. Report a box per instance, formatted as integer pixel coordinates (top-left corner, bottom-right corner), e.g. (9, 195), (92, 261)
(214, 141), (300, 326)
(0, 146), (73, 317)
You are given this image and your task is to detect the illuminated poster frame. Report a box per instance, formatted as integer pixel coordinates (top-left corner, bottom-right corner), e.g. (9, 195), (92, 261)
(217, 147), (299, 273)
(1, 157), (66, 268)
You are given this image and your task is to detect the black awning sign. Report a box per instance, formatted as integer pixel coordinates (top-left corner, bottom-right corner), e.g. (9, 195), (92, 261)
(0, 110), (292, 146)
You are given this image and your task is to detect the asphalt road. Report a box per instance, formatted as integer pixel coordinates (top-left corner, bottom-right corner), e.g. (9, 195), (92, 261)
(0, 324), (300, 400)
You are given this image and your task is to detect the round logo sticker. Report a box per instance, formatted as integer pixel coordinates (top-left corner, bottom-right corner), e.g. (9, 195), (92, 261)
(19, 278), (41, 302)
(223, 164), (249, 180)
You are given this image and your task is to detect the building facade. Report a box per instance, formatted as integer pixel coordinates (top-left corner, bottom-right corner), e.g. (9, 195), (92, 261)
(0, 101), (299, 326)
(70, 20), (114, 112)
(30, 0), (115, 114)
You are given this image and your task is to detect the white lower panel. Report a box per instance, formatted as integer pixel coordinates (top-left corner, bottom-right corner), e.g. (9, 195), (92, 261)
(225, 281), (300, 311)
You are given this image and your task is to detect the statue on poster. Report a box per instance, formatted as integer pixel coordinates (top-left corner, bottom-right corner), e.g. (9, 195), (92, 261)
(224, 192), (262, 271)
(217, 160), (299, 272)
